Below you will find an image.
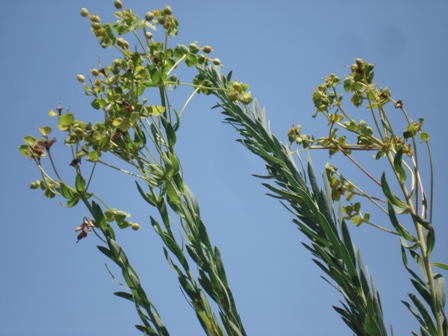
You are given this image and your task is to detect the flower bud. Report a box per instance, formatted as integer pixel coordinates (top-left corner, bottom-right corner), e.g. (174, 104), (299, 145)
(90, 69), (99, 76)
(203, 46), (212, 54)
(131, 223), (141, 231)
(145, 31), (153, 39)
(212, 58), (221, 66)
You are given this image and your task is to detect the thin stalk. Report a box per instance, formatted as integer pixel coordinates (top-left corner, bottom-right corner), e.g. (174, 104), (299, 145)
(46, 150), (63, 181)
(364, 221), (399, 235)
(425, 142), (434, 223)
(337, 145), (381, 186)
(96, 160), (147, 180)
(179, 86), (201, 118)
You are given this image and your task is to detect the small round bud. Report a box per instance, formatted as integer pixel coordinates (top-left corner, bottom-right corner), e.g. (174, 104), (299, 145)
(114, 0), (123, 9)
(76, 74), (85, 83)
(145, 11), (154, 21)
(212, 58), (221, 66)
(163, 6), (172, 15)
(131, 223), (141, 231)
(203, 46), (212, 54)
(80, 8), (89, 17)
(90, 69), (99, 76)
(145, 31), (153, 39)
(157, 16), (166, 25)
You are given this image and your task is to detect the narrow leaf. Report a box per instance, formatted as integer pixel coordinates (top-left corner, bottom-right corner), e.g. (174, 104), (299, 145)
(381, 173), (408, 210)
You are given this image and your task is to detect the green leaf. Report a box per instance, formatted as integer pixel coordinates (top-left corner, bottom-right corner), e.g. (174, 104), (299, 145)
(58, 112), (74, 127)
(165, 179), (180, 203)
(435, 274), (446, 310)
(393, 147), (406, 183)
(109, 239), (129, 266)
(214, 246), (228, 286)
(150, 68), (161, 85)
(19, 144), (30, 156)
(39, 126), (52, 137)
(114, 291), (134, 303)
(381, 173), (408, 210)
(23, 135), (36, 144)
(75, 174), (86, 193)
(420, 131), (430, 142)
(58, 182), (78, 200)
(408, 293), (438, 335)
(87, 150), (102, 161)
(387, 202), (417, 242)
(161, 116), (176, 146)
(432, 262), (448, 271)
(411, 213), (432, 231)
(173, 44), (188, 58)
(149, 105), (165, 116)
(91, 98), (107, 110)
(97, 245), (113, 259)
(135, 182), (157, 206)
(118, 118), (132, 132)
(426, 226), (435, 254)
(185, 53), (198, 67)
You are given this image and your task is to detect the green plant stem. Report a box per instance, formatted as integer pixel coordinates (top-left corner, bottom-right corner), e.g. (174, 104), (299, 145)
(385, 151), (443, 334)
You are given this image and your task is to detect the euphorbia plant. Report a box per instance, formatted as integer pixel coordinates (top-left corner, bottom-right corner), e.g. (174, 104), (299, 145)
(20, 1), (446, 335)
(195, 59), (447, 335)
(20, 3), (244, 335)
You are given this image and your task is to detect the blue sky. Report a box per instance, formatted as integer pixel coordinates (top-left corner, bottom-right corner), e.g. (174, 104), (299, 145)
(1, 1), (447, 335)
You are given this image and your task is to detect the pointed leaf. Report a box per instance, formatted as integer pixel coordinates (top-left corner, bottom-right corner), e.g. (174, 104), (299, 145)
(75, 174), (86, 193)
(381, 173), (408, 210)
(393, 147), (407, 183)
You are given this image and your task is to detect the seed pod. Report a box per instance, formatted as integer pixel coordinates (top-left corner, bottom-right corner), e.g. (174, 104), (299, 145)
(227, 90), (238, 101)
(239, 93), (253, 105)
(80, 8), (89, 17)
(89, 15), (100, 22)
(145, 11), (154, 21)
(114, 0), (123, 9)
(76, 74), (85, 83)
(91, 21), (102, 30)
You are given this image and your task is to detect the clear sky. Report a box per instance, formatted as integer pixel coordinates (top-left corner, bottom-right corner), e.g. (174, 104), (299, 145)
(1, 1), (447, 335)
